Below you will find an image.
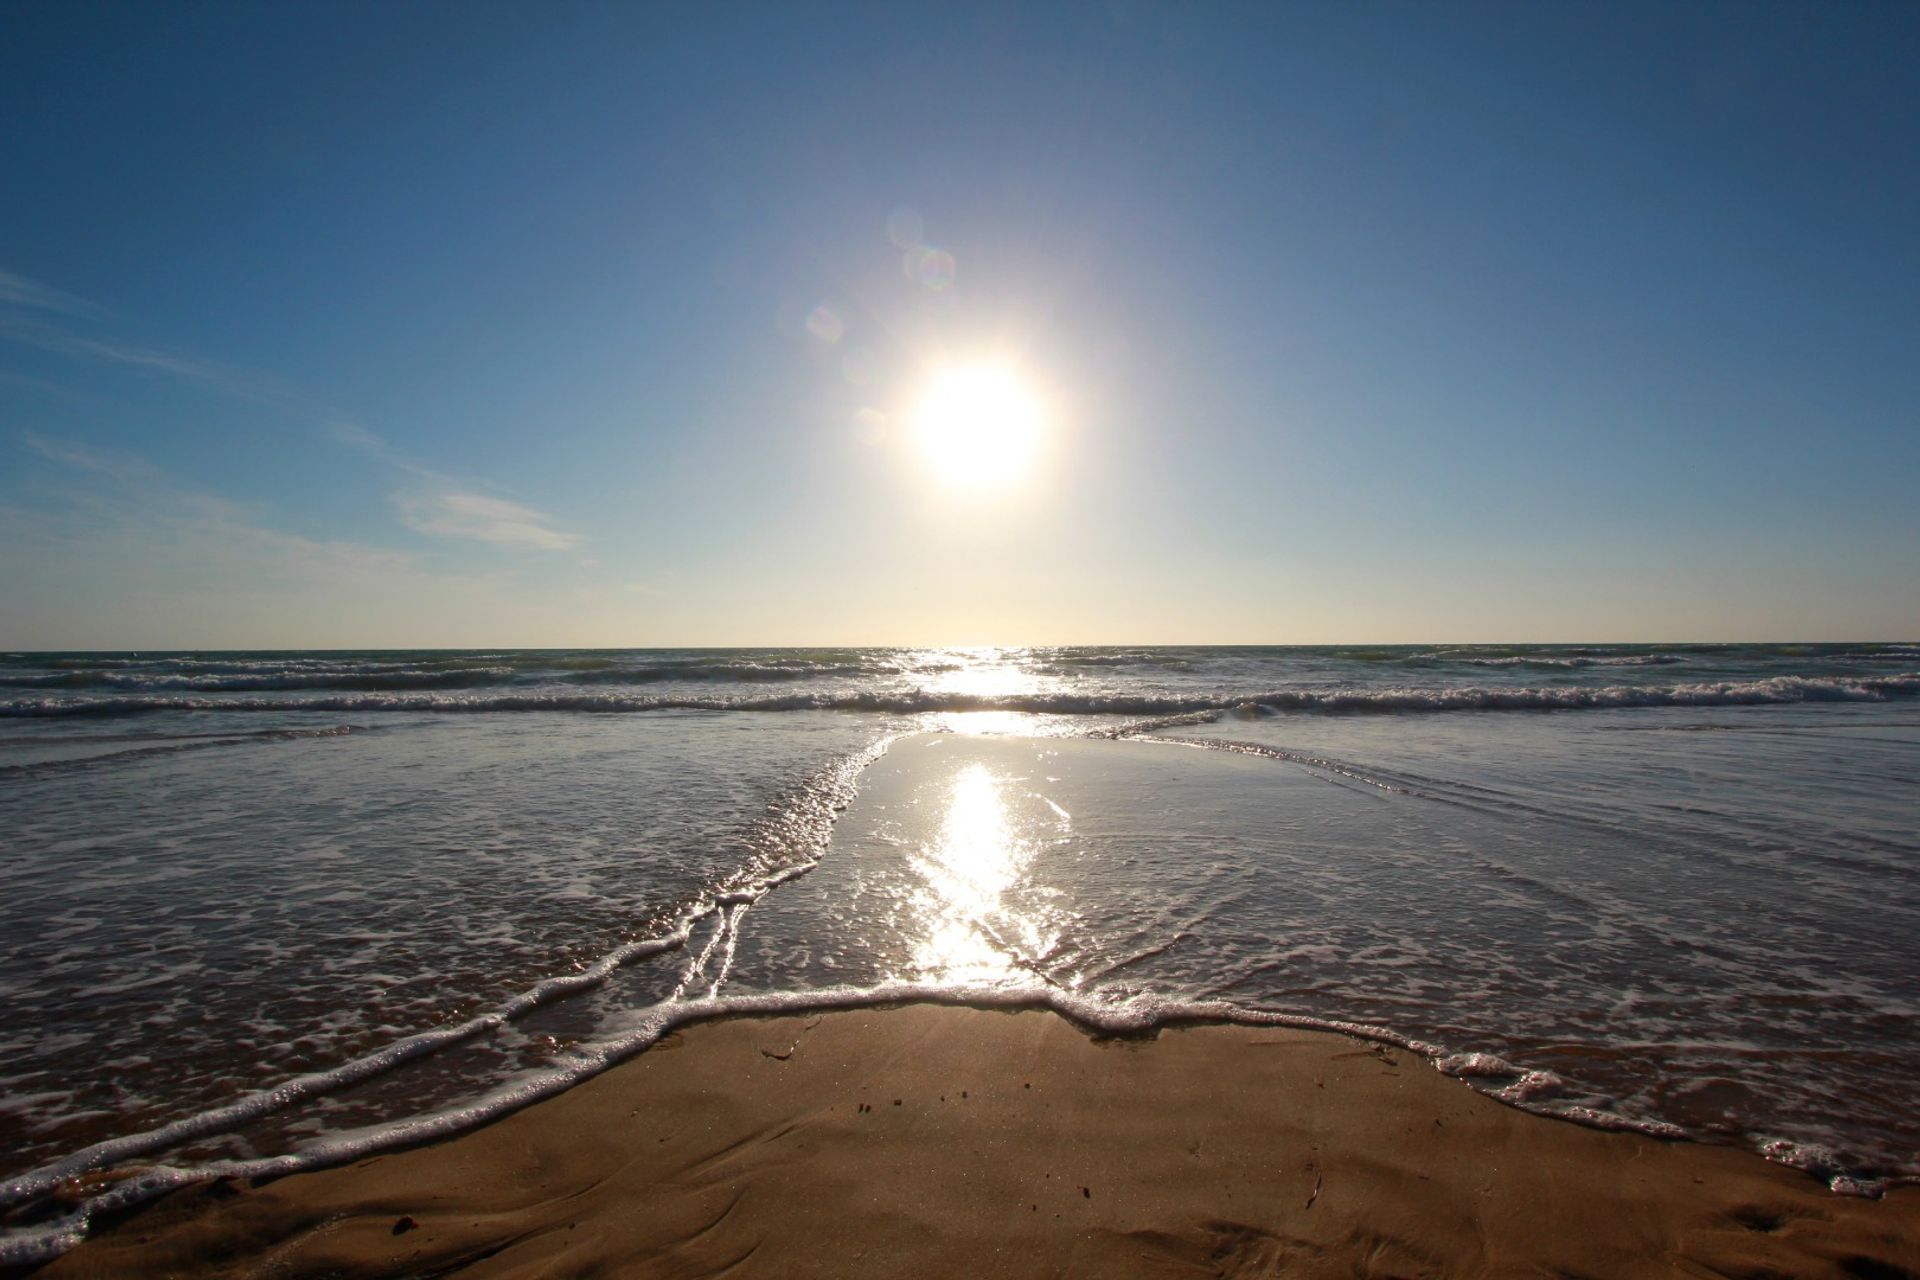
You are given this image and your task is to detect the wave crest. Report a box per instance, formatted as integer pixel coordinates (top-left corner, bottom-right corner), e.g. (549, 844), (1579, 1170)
(4, 673), (1915, 719)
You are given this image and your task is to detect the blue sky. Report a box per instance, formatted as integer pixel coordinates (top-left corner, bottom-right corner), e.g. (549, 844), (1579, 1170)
(2, 1), (1915, 646)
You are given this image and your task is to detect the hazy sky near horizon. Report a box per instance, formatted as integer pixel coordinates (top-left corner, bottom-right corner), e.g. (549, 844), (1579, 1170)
(2, 2), (1916, 648)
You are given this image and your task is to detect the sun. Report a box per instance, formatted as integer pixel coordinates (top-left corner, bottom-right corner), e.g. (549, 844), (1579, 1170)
(910, 362), (1047, 489)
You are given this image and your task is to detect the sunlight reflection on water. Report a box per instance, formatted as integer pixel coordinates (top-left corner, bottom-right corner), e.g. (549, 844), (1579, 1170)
(918, 710), (1071, 737)
(920, 648), (1046, 698)
(903, 761), (1069, 985)
(911, 648), (1092, 737)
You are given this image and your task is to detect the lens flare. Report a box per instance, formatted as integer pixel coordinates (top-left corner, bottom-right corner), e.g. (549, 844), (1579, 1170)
(904, 244), (957, 291)
(805, 303), (844, 344)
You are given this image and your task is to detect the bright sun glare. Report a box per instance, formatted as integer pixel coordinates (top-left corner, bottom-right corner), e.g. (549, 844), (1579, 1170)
(910, 363), (1046, 489)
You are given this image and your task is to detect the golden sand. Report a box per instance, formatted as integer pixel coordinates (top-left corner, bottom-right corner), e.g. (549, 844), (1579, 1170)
(39, 1005), (1920, 1279)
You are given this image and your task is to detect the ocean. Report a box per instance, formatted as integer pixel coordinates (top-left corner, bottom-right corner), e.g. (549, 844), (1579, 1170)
(1, 643), (1916, 1261)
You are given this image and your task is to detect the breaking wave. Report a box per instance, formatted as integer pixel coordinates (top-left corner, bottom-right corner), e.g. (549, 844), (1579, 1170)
(1436, 653), (1687, 668)
(4, 673), (1915, 719)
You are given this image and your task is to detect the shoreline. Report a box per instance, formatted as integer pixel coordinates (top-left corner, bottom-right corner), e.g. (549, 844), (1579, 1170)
(29, 1003), (1920, 1278)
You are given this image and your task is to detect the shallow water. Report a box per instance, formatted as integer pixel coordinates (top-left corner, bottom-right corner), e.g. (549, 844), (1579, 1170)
(732, 722), (1919, 1178)
(0, 644), (1915, 1261)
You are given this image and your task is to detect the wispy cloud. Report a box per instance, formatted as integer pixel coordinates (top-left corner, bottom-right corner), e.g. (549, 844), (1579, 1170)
(0, 265), (282, 402)
(0, 267), (104, 319)
(329, 421), (396, 460)
(4, 321), (256, 390)
(332, 422), (582, 552)
(3, 273), (585, 558)
(396, 489), (582, 550)
(2, 432), (609, 648)
(12, 430), (419, 584)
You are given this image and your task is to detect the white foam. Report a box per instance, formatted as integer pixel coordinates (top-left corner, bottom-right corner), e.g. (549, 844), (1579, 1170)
(7, 672), (1916, 719)
(0, 731), (905, 1259)
(0, 977), (1738, 1268)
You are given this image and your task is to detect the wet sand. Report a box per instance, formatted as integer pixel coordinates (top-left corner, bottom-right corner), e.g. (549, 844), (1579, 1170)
(34, 1004), (1920, 1279)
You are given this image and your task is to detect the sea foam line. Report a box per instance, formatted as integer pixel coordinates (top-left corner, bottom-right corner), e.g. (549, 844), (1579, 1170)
(0, 732), (904, 1264)
(4, 672), (1917, 718)
(1, 716), (1906, 1264)
(0, 928), (696, 1212)
(10, 976), (1821, 1270)
(6, 940), (1905, 1264)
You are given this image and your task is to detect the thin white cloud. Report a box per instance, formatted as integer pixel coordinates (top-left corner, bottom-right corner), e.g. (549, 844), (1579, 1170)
(1, 433), (630, 648)
(334, 422), (582, 552)
(3, 318), (274, 398)
(3, 275), (585, 558)
(0, 267), (103, 319)
(396, 488), (581, 550)
(1, 266), (284, 406)
(11, 430), (419, 585)
(329, 421), (396, 460)
(20, 327), (231, 381)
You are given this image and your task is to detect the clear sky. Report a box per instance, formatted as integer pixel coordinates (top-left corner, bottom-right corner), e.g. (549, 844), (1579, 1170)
(2, 1), (1915, 648)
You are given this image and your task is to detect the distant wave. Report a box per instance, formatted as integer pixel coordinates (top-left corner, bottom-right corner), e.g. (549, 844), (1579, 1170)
(1437, 653), (1687, 669)
(4, 673), (1915, 718)
(1832, 646), (1920, 661)
(0, 667), (516, 692)
(1032, 650), (1195, 670)
(32, 656), (486, 675)
(0, 659), (931, 692)
(561, 659), (914, 684)
(7, 645), (1912, 686)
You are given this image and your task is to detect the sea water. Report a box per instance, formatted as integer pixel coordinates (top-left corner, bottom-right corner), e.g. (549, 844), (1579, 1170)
(0, 645), (1915, 1261)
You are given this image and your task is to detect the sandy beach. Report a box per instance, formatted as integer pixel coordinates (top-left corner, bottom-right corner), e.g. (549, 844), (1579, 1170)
(8, 0), (1920, 1271)
(33, 1004), (1920, 1279)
